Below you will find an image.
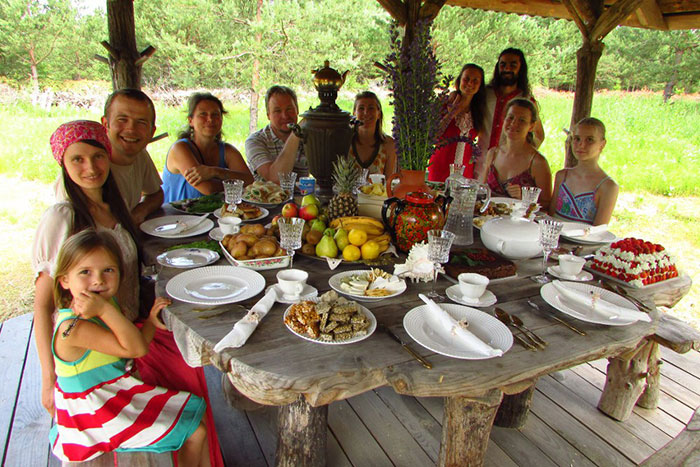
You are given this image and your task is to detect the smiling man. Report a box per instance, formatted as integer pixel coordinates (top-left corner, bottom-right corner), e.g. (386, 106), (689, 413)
(245, 85), (306, 183)
(485, 48), (545, 150)
(54, 89), (164, 225)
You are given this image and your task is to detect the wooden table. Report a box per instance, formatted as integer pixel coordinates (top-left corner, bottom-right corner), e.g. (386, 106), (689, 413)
(142, 208), (691, 467)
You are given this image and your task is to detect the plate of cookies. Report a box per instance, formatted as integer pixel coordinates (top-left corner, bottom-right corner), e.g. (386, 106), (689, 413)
(283, 291), (376, 345)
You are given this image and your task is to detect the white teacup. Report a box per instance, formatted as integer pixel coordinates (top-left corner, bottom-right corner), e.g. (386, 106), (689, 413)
(218, 217), (242, 235)
(276, 269), (308, 299)
(457, 273), (489, 300)
(559, 254), (586, 277)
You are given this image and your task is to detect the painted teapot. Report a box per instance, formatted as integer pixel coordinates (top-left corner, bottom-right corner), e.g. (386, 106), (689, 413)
(381, 192), (451, 253)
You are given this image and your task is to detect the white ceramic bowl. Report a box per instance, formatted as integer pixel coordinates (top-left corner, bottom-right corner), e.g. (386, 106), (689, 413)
(480, 217), (542, 260)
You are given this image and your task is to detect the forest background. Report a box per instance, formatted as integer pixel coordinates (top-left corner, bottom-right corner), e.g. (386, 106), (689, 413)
(0, 0), (698, 326)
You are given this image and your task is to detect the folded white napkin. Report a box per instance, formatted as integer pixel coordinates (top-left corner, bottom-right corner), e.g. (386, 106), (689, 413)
(564, 224), (608, 238)
(552, 280), (651, 322)
(419, 294), (503, 357)
(213, 287), (278, 351)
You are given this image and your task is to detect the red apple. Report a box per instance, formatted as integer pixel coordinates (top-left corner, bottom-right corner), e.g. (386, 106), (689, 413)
(271, 214), (282, 226)
(281, 202), (298, 218)
(299, 203), (319, 221)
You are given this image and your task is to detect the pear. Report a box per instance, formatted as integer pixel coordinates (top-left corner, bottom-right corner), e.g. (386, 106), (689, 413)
(334, 228), (350, 251)
(315, 234), (338, 258)
(310, 218), (326, 233)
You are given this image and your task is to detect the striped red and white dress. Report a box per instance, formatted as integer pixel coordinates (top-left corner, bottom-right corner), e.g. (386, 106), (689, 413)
(49, 309), (205, 462)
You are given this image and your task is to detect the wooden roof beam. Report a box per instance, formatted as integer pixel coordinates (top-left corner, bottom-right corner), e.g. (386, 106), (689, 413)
(636, 0), (669, 29)
(378, 0), (407, 24)
(591, 0), (645, 40)
(420, 0), (448, 20)
(562, 0), (592, 34)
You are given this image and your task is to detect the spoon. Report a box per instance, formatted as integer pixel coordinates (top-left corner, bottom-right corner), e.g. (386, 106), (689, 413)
(510, 314), (547, 348)
(494, 309), (537, 351)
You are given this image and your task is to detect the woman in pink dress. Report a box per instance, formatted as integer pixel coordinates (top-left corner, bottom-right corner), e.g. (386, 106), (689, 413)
(428, 63), (487, 182)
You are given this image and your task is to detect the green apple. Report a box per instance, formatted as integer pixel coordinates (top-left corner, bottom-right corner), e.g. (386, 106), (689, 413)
(301, 194), (321, 207)
(310, 218), (326, 232)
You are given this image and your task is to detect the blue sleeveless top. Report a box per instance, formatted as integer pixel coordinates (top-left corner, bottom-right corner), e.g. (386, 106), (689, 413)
(555, 169), (610, 224)
(162, 138), (226, 203)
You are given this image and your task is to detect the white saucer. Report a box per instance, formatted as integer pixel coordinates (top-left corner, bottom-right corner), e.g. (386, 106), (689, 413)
(209, 227), (224, 241)
(547, 266), (593, 282)
(446, 285), (497, 307)
(266, 284), (318, 304)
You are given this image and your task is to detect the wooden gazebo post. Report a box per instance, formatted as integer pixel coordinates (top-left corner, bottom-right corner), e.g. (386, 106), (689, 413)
(94, 0), (155, 90)
(378, 0), (447, 42)
(562, 0), (644, 166)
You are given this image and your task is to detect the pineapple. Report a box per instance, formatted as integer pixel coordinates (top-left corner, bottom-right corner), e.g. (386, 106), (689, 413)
(328, 155), (360, 220)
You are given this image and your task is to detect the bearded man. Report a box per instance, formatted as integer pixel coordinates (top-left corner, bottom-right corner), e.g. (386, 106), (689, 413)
(485, 48), (545, 150)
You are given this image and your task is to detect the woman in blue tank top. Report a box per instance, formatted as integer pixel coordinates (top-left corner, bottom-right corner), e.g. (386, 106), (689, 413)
(550, 118), (618, 225)
(162, 93), (253, 203)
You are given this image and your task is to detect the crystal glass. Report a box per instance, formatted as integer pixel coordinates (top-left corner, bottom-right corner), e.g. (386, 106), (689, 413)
(532, 219), (563, 283)
(356, 168), (370, 191)
(521, 186), (542, 207)
(223, 179), (244, 205)
(426, 229), (456, 301)
(449, 163), (465, 176)
(278, 172), (297, 201)
(278, 217), (305, 268)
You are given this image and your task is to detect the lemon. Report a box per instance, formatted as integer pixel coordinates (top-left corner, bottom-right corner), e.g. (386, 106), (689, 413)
(361, 240), (381, 260)
(348, 229), (367, 246)
(343, 245), (362, 261)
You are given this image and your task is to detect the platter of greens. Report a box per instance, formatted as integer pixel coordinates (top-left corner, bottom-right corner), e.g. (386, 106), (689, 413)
(170, 193), (224, 214)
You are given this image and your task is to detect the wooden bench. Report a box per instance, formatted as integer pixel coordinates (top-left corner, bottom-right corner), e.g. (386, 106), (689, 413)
(640, 406), (700, 466)
(64, 451), (173, 466)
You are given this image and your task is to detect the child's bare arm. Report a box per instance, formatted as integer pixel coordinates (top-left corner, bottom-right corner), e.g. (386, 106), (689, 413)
(594, 178), (619, 226)
(61, 292), (148, 358)
(549, 170), (565, 215)
(141, 297), (171, 345)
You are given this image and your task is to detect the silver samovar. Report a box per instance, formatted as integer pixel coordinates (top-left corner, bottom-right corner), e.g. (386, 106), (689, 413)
(291, 60), (356, 202)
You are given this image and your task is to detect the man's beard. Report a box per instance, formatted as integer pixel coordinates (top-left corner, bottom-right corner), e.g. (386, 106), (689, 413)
(498, 72), (518, 86)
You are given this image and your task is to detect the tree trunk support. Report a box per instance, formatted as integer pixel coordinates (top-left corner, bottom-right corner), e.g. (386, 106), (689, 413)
(562, 0), (644, 167)
(598, 339), (655, 421)
(102, 0), (156, 90)
(276, 396), (327, 467)
(439, 389), (503, 467)
(494, 381), (536, 428)
(637, 340), (662, 409)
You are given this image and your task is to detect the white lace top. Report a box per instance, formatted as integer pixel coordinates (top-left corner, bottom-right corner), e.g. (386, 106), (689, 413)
(31, 201), (140, 321)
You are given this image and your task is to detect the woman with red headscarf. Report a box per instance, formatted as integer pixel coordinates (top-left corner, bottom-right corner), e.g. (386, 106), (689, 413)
(32, 121), (224, 465)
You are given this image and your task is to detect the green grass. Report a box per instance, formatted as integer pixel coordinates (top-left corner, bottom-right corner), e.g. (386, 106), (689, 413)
(4, 91), (698, 195)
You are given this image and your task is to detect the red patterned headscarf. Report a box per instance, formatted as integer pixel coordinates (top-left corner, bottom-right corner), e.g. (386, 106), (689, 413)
(49, 120), (112, 166)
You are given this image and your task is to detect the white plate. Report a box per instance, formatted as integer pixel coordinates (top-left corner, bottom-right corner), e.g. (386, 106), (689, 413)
(560, 221), (616, 244)
(166, 265), (265, 306)
(214, 205), (269, 222)
(156, 248), (219, 269)
(540, 282), (639, 326)
(446, 286), (497, 307)
(241, 197), (283, 208)
(403, 304), (512, 359)
(209, 227), (224, 242)
(547, 265), (593, 282)
(266, 284), (318, 304)
(283, 301), (376, 345)
(328, 270), (407, 302)
(141, 215), (214, 239)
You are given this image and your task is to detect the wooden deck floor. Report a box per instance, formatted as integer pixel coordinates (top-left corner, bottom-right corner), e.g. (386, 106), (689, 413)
(1, 313), (698, 466)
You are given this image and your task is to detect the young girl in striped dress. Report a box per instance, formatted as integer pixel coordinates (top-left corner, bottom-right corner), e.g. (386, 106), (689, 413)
(49, 229), (210, 465)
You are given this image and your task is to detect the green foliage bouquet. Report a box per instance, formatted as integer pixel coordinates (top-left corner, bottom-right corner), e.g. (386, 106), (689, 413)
(384, 21), (448, 171)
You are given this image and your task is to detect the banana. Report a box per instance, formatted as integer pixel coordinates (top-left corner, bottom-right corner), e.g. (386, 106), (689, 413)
(330, 216), (385, 232)
(367, 233), (391, 243)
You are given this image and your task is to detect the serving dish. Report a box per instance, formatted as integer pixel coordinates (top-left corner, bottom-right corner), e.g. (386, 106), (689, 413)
(480, 217), (542, 260)
(219, 241), (290, 270)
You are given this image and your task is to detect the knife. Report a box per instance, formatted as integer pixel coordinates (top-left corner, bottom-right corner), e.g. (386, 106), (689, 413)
(378, 324), (433, 369)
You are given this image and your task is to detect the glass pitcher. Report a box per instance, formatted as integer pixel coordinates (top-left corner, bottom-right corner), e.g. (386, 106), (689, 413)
(444, 174), (490, 245)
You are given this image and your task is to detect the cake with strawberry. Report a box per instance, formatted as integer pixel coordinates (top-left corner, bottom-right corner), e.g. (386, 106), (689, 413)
(589, 237), (678, 287)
